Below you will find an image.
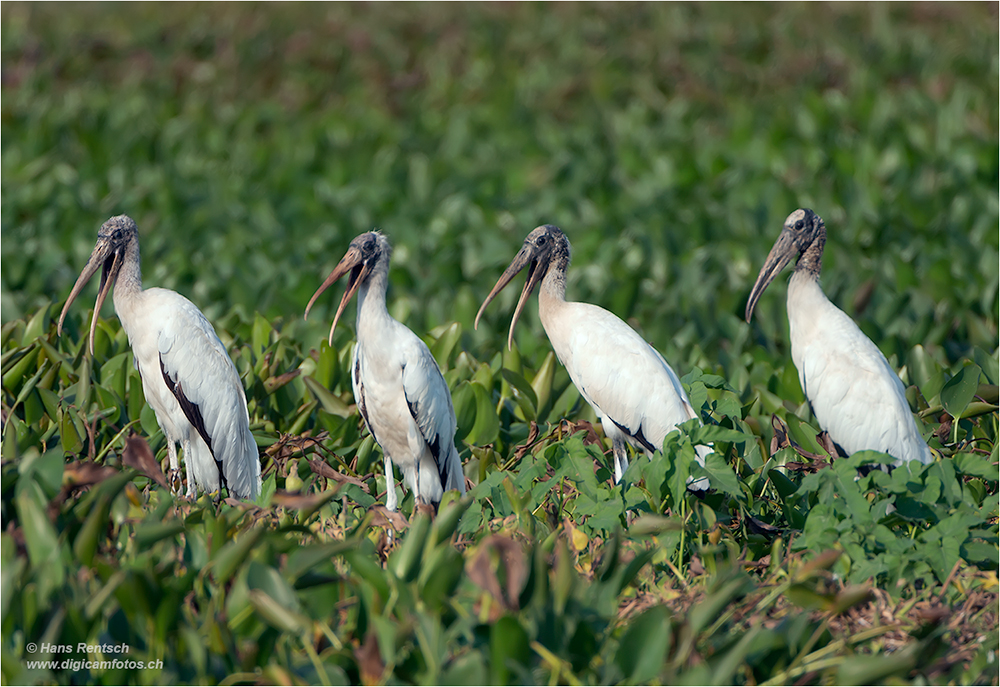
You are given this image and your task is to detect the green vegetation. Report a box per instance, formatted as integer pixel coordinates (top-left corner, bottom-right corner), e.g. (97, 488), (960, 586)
(2, 3), (997, 685)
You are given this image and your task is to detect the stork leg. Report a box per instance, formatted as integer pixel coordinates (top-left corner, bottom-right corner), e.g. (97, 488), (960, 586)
(612, 437), (629, 484)
(166, 440), (181, 494)
(383, 451), (397, 545)
(384, 451), (398, 513)
(183, 439), (196, 498)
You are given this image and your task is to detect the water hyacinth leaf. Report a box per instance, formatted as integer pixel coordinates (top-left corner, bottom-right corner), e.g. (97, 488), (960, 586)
(249, 589), (311, 634)
(490, 615), (531, 686)
(134, 521), (187, 548)
(951, 453), (997, 480)
(303, 375), (354, 417)
(908, 345), (945, 401)
(972, 347), (998, 385)
(698, 451), (741, 496)
(615, 604), (671, 683)
(211, 528), (267, 585)
(247, 561), (300, 612)
(60, 408), (84, 455)
(2, 346), (38, 392)
(501, 368), (537, 420)
(21, 302), (50, 345)
(465, 381), (500, 445)
(429, 321), (462, 368)
(127, 366), (146, 423)
(73, 496), (112, 566)
(391, 511), (432, 583)
(251, 313), (274, 356)
(836, 644), (920, 685)
(530, 351), (556, 417)
(355, 434), (377, 475)
(941, 364), (982, 419)
(75, 356), (91, 410)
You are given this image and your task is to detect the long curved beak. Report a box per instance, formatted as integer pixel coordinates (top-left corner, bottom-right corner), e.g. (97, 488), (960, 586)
(745, 229), (797, 322)
(474, 244), (545, 350)
(57, 238), (121, 355)
(304, 246), (370, 346)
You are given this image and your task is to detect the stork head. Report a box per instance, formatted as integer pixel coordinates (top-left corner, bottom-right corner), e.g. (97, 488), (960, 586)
(745, 208), (826, 322)
(57, 215), (139, 355)
(474, 224), (570, 350)
(305, 231), (391, 345)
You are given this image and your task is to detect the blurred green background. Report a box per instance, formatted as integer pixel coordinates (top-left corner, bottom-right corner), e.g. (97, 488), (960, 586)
(3, 2), (997, 368)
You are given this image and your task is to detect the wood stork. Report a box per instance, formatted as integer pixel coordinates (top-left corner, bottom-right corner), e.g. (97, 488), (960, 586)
(475, 224), (712, 488)
(304, 231), (466, 513)
(58, 215), (262, 500)
(745, 208), (932, 466)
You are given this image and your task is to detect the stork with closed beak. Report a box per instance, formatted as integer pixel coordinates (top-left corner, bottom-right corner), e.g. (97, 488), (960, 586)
(58, 215), (262, 500)
(475, 224), (712, 488)
(304, 231), (466, 513)
(745, 208), (932, 466)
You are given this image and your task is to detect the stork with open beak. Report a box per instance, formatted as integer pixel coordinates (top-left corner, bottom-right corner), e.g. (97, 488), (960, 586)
(475, 225), (712, 488)
(745, 208), (932, 466)
(305, 231), (466, 513)
(58, 215), (262, 500)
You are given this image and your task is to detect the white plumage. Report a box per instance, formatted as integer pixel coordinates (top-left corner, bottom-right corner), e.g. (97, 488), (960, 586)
(58, 215), (261, 499)
(476, 224), (711, 486)
(305, 232), (465, 511)
(746, 208), (932, 466)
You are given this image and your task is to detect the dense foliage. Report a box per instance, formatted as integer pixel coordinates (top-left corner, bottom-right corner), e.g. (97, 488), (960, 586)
(2, 3), (998, 685)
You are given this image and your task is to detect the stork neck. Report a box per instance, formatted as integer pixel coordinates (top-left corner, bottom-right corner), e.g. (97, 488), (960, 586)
(537, 255), (569, 314)
(795, 231), (825, 278)
(355, 257), (392, 330)
(112, 236), (143, 307)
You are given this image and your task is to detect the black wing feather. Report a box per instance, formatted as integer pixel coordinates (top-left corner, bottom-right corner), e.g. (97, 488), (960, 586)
(611, 417), (657, 454)
(160, 355), (229, 493)
(404, 389), (449, 496)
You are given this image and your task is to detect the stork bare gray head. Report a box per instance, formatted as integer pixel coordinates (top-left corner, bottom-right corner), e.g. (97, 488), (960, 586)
(58, 215), (140, 355)
(745, 208), (826, 322)
(305, 231), (392, 345)
(474, 224), (571, 350)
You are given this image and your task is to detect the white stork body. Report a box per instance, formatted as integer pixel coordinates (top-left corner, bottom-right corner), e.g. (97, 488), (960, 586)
(306, 232), (465, 512)
(476, 225), (711, 487)
(58, 215), (261, 500)
(747, 209), (931, 467)
(539, 294), (709, 483)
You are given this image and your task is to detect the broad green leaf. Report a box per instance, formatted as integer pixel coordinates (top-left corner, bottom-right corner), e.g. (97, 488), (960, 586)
(973, 347), (998, 385)
(430, 321), (462, 369)
(303, 375), (354, 417)
(465, 381), (500, 445)
(490, 616), (530, 686)
(941, 364), (982, 419)
(391, 511), (431, 582)
(530, 351), (556, 417)
(615, 604), (671, 683)
(501, 368), (537, 420)
(907, 345), (944, 401)
(211, 528), (266, 585)
(134, 520), (186, 548)
(247, 561), (300, 611)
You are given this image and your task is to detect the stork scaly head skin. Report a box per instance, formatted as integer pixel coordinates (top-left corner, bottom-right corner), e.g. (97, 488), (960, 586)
(745, 208), (826, 322)
(475, 224), (567, 350)
(58, 215), (137, 355)
(305, 231), (387, 345)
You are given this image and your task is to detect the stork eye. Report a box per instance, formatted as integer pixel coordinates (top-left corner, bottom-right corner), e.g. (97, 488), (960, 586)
(794, 220), (805, 231)
(536, 236), (547, 247)
(363, 237), (375, 252)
